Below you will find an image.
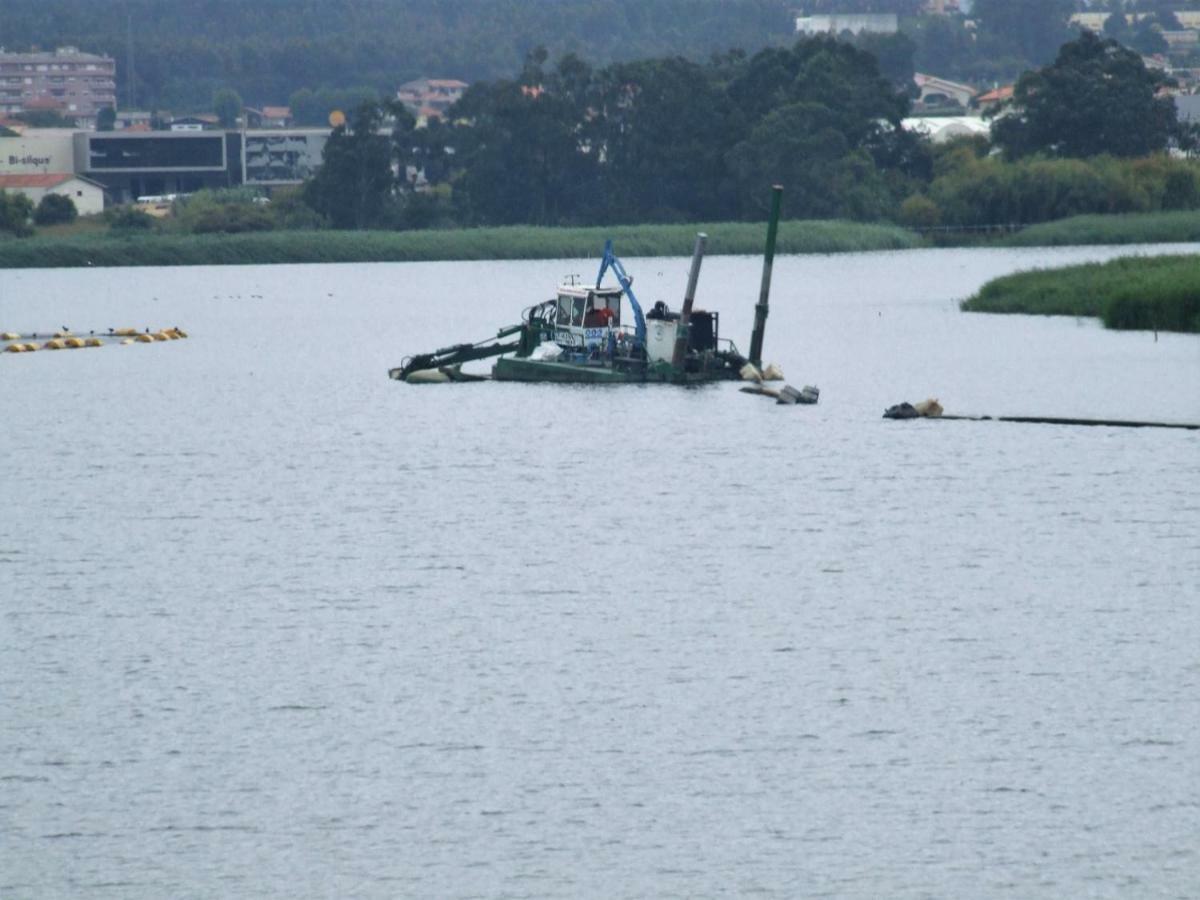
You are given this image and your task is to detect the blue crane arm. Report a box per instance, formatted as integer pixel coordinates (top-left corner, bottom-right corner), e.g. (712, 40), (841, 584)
(595, 239), (646, 347)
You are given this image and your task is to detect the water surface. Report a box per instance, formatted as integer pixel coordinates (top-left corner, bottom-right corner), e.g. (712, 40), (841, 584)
(2, 246), (1198, 898)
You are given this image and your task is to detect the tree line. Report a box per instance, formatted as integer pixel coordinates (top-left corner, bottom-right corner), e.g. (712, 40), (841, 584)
(299, 31), (1197, 232)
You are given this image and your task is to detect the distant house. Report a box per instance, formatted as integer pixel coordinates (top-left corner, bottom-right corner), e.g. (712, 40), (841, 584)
(923, 0), (962, 13)
(795, 14), (898, 36)
(913, 73), (977, 111)
(903, 116), (991, 144)
(974, 84), (1014, 114)
(0, 172), (105, 215)
(115, 110), (153, 130)
(1070, 12), (1111, 32)
(245, 106), (292, 128)
(169, 114), (219, 131)
(396, 78), (468, 121)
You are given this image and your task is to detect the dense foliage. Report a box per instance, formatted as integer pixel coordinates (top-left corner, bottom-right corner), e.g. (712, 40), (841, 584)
(291, 34), (1196, 231)
(991, 32), (1181, 159)
(911, 142), (1200, 227)
(297, 38), (925, 228)
(0, 190), (34, 237)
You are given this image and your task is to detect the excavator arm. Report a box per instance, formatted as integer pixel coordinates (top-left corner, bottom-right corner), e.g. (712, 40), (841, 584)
(595, 240), (647, 347)
(388, 323), (523, 381)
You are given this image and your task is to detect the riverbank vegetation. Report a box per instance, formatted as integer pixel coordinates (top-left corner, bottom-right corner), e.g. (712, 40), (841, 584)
(1002, 211), (1200, 247)
(0, 218), (920, 269)
(962, 255), (1200, 333)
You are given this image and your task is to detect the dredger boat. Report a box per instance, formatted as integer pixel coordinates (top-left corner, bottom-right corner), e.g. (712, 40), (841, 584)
(389, 186), (816, 400)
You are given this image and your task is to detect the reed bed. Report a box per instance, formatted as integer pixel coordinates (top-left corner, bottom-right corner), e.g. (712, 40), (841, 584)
(962, 254), (1200, 332)
(0, 219), (920, 269)
(1002, 210), (1200, 247)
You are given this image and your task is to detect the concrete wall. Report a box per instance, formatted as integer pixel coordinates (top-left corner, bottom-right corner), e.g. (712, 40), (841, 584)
(0, 129), (77, 176)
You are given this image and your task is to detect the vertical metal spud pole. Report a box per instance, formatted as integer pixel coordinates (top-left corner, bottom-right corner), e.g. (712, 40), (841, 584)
(749, 185), (783, 368)
(671, 232), (707, 373)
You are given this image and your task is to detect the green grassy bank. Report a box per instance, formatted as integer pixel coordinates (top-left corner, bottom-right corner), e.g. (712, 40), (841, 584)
(962, 254), (1200, 333)
(0, 219), (919, 269)
(1002, 210), (1200, 247)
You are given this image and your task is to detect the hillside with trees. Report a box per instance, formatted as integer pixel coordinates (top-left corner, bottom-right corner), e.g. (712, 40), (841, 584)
(0, 0), (795, 110)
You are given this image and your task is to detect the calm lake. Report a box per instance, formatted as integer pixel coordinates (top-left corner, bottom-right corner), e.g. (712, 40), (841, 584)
(2, 245), (1198, 898)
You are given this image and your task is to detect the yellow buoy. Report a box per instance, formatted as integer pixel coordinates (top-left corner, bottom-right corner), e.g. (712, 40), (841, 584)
(1, 331), (20, 341)
(134, 333), (155, 343)
(173, 328), (188, 339)
(64, 337), (86, 348)
(114, 327), (138, 337)
(22, 343), (37, 352)
(43, 339), (65, 350)
(85, 337), (102, 347)
(152, 331), (170, 341)
(4, 343), (24, 353)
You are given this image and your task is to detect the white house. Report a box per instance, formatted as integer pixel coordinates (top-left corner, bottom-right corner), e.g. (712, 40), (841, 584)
(913, 73), (978, 110)
(795, 14), (899, 35)
(902, 116), (991, 144)
(0, 172), (105, 215)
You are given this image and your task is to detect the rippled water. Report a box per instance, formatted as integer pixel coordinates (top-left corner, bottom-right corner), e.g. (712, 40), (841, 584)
(2, 246), (1198, 898)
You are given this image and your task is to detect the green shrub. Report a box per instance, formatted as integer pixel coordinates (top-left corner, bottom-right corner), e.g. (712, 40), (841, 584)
(106, 206), (156, 231)
(0, 189), (34, 237)
(924, 154), (1200, 227)
(172, 189), (276, 234)
(899, 194), (941, 228)
(34, 193), (79, 226)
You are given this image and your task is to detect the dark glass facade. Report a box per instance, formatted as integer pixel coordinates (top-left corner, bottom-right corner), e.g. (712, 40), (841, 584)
(88, 135), (225, 170)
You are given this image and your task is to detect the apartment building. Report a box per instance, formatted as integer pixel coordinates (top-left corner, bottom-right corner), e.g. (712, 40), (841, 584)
(0, 47), (117, 121)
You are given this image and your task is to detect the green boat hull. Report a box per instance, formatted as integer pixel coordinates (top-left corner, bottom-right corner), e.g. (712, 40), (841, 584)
(491, 355), (740, 384)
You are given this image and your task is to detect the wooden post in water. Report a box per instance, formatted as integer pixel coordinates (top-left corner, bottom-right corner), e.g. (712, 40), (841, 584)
(749, 185), (783, 369)
(671, 232), (707, 372)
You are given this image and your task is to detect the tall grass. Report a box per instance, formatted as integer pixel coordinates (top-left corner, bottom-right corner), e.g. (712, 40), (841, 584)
(962, 254), (1200, 333)
(1002, 210), (1200, 247)
(0, 219), (920, 269)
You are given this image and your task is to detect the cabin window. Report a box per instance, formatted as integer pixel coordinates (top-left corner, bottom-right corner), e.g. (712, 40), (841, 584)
(572, 297), (585, 327)
(604, 295), (620, 326)
(556, 294), (573, 326)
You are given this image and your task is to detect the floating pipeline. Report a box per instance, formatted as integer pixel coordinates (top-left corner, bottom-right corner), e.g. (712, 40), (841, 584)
(2, 327), (189, 354)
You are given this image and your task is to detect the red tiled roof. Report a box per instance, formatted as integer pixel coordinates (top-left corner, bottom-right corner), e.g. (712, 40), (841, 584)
(0, 173), (76, 188)
(976, 85), (1014, 103)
